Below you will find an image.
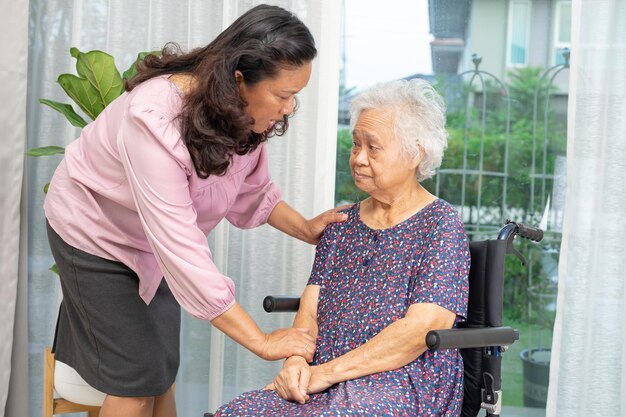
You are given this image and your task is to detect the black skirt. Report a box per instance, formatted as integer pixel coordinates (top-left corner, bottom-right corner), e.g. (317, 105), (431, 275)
(47, 221), (180, 397)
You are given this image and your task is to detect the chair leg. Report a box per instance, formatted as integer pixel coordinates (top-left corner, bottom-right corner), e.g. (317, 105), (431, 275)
(43, 347), (55, 417)
(43, 346), (104, 417)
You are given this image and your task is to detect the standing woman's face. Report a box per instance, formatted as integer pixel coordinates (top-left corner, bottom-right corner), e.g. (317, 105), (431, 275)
(236, 62), (312, 134)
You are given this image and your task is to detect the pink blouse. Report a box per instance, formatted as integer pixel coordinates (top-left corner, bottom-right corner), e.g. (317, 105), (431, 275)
(44, 75), (282, 321)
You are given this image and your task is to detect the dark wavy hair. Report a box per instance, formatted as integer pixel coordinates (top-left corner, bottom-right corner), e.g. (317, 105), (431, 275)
(125, 4), (317, 178)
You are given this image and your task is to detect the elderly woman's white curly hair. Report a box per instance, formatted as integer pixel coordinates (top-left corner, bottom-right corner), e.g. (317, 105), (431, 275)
(349, 78), (448, 182)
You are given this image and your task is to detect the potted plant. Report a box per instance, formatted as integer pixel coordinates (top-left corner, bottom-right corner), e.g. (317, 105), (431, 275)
(28, 47), (148, 160)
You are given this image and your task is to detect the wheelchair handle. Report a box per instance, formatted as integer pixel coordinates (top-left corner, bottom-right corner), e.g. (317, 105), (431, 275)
(263, 296), (300, 312)
(499, 220), (544, 242)
(426, 327), (519, 350)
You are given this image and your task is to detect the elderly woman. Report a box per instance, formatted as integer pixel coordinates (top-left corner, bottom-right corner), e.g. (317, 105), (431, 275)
(214, 79), (470, 416)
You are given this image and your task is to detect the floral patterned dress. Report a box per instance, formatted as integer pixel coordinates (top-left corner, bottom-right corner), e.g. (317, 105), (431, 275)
(215, 199), (470, 416)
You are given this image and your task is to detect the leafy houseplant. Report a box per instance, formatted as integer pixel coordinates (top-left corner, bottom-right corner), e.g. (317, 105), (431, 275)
(28, 48), (149, 272)
(28, 47), (148, 165)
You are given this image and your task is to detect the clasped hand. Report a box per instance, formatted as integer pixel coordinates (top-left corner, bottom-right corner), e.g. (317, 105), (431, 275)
(264, 356), (334, 404)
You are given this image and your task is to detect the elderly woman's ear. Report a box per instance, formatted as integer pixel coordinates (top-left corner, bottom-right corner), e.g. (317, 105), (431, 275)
(408, 145), (425, 172)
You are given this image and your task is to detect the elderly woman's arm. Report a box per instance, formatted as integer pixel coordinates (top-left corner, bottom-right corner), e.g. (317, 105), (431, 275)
(267, 284), (320, 404)
(307, 302), (456, 393)
(291, 285), (320, 340)
(269, 298), (456, 401)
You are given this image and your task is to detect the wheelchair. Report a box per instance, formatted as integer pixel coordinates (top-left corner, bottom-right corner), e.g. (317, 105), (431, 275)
(206, 220), (543, 417)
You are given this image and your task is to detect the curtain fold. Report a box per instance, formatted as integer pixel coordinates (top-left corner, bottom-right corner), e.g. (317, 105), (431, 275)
(0, 0), (30, 415)
(211, 2), (341, 410)
(24, 1), (339, 416)
(547, 0), (626, 415)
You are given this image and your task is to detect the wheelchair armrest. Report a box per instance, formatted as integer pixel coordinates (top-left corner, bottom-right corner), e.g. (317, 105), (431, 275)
(263, 296), (300, 312)
(264, 298), (518, 349)
(426, 327), (519, 350)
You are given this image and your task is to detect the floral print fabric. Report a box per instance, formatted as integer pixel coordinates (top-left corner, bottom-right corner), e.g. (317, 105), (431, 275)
(215, 199), (470, 416)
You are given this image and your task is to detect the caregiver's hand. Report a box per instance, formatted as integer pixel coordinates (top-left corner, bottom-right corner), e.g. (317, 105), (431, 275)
(268, 201), (349, 245)
(211, 303), (315, 362)
(303, 206), (350, 244)
(258, 328), (316, 362)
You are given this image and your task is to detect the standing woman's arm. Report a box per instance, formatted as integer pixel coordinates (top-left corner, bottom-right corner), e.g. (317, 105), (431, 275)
(210, 302), (316, 361)
(222, 144), (346, 244)
(117, 103), (315, 361)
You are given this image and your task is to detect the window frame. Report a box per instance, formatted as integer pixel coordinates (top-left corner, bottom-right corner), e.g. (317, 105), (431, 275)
(553, 0), (572, 66)
(506, 0), (532, 68)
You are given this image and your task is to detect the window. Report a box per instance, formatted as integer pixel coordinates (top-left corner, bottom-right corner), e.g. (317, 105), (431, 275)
(507, 0), (531, 66)
(554, 1), (571, 65)
(338, 0), (569, 413)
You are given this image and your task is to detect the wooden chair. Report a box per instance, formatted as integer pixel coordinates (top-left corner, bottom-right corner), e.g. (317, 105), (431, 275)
(43, 347), (102, 417)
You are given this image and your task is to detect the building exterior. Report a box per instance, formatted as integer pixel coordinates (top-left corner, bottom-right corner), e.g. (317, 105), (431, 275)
(429, 0), (571, 90)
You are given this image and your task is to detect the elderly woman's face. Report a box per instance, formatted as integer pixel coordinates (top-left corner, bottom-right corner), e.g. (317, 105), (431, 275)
(350, 108), (418, 196)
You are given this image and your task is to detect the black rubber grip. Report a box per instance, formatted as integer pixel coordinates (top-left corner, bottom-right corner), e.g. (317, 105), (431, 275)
(263, 296), (300, 312)
(426, 327), (519, 350)
(516, 223), (544, 242)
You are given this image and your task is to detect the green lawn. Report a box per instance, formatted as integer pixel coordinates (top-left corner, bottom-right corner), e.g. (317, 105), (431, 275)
(501, 319), (525, 406)
(500, 316), (553, 406)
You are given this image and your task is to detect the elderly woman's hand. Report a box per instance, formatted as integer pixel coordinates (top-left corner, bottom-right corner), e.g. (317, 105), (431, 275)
(305, 364), (335, 394)
(264, 356), (311, 404)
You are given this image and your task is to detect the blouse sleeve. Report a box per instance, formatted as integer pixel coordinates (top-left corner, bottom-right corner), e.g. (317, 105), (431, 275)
(226, 144), (282, 229)
(408, 209), (470, 319)
(117, 103), (235, 321)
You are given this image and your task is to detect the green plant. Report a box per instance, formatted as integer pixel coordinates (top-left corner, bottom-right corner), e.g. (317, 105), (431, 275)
(28, 47), (150, 272)
(27, 48), (149, 164)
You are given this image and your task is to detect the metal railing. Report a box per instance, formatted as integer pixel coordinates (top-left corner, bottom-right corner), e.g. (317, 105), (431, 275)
(432, 50), (570, 240)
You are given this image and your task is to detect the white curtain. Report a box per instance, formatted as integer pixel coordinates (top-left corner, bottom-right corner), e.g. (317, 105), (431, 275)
(547, 0), (626, 415)
(0, 0), (29, 415)
(21, 1), (340, 416)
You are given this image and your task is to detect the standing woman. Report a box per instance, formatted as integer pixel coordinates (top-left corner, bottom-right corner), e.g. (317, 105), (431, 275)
(44, 4), (345, 417)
